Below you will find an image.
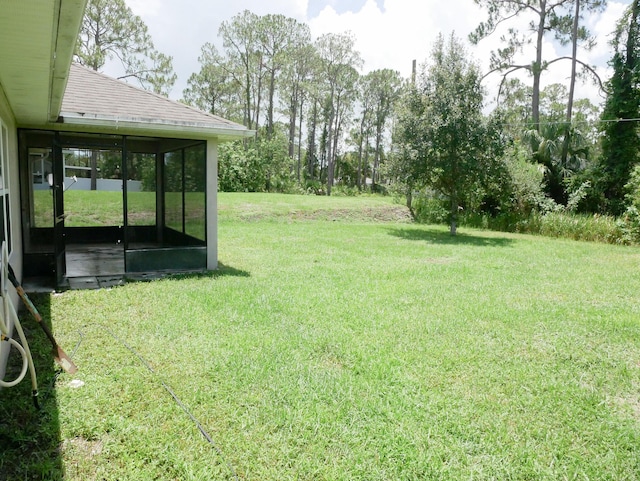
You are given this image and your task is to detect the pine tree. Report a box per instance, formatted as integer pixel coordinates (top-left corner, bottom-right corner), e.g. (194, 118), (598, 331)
(599, 0), (640, 215)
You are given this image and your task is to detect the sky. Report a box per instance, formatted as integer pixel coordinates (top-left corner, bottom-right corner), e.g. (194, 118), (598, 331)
(119, 0), (632, 110)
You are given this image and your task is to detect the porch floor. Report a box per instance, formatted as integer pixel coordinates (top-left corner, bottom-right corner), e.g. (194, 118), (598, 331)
(67, 243), (124, 277)
(23, 244), (182, 292)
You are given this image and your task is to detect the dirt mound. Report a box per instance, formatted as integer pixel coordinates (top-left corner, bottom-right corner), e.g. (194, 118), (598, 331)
(291, 205), (413, 223)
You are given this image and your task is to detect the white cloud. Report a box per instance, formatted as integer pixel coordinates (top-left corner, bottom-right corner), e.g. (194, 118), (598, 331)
(127, 0), (162, 17)
(116, 0), (627, 107)
(308, 0), (487, 78)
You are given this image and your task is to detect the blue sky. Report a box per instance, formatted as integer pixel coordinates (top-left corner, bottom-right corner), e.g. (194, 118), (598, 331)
(122, 0), (629, 110)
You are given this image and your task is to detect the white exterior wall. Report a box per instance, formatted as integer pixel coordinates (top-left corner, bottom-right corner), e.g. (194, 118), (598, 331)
(206, 140), (218, 270)
(0, 82), (23, 382)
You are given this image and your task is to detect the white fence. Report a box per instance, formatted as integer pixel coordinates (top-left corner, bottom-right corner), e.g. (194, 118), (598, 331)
(33, 177), (142, 192)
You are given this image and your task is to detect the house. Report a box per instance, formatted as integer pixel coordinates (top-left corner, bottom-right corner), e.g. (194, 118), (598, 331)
(1, 1), (250, 378)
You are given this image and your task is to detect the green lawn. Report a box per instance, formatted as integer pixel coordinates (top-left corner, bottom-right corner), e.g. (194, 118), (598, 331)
(1, 193), (639, 480)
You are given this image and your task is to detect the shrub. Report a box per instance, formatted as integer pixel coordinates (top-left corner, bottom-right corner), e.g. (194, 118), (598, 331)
(304, 179), (325, 195)
(503, 144), (546, 217)
(331, 185), (360, 197)
(617, 206), (640, 244)
(412, 193), (449, 224)
(218, 136), (295, 193)
(616, 165), (640, 244)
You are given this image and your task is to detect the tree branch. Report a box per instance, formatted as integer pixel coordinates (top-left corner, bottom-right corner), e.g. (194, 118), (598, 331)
(545, 56), (607, 94)
(117, 69), (161, 80)
(481, 63), (530, 82)
(473, 10), (523, 41)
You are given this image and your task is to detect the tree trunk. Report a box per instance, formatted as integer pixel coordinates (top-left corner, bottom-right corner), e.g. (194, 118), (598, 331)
(332, 106), (343, 185)
(267, 68), (276, 139)
(244, 52), (252, 130)
(297, 95), (305, 183)
(364, 139), (370, 191)
(450, 195), (458, 236)
(288, 93), (297, 159)
(326, 121), (334, 196)
(326, 92), (336, 196)
(373, 126), (383, 192)
(357, 117), (366, 191)
(532, 0), (547, 130)
(561, 0), (580, 167)
(307, 100), (318, 179)
(254, 59), (263, 134)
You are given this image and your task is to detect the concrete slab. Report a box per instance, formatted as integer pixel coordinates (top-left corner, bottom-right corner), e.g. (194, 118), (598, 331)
(68, 277), (100, 290)
(22, 277), (56, 294)
(98, 276), (126, 289)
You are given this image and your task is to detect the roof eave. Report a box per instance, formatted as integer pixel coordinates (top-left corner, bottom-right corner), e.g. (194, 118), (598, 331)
(48, 0), (88, 122)
(57, 111), (255, 140)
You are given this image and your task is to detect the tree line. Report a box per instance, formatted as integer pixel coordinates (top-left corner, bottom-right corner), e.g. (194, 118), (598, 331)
(74, 0), (640, 239)
(181, 11), (404, 196)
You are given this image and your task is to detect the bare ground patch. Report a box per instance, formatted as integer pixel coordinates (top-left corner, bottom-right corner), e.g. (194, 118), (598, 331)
(241, 205), (413, 223)
(62, 437), (104, 458)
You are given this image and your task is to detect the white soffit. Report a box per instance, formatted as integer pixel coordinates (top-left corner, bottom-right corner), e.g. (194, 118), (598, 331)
(0, 0), (86, 124)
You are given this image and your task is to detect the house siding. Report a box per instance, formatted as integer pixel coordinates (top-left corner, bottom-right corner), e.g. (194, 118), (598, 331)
(0, 81), (24, 382)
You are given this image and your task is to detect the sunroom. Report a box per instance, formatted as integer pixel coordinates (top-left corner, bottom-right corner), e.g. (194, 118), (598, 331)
(19, 65), (251, 290)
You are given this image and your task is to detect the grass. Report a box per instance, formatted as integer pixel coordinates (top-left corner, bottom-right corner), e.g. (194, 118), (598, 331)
(511, 211), (625, 244)
(33, 190), (205, 228)
(2, 192), (640, 480)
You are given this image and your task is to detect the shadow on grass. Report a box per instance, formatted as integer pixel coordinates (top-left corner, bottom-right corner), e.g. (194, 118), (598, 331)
(165, 262), (250, 281)
(0, 294), (64, 479)
(388, 226), (516, 247)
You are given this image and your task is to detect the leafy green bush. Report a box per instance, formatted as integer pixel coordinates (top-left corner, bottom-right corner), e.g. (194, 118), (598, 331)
(411, 193), (449, 224)
(304, 179), (325, 195)
(617, 206), (640, 244)
(503, 144), (546, 217)
(461, 211), (524, 232)
(616, 164), (640, 244)
(218, 135), (295, 193)
(218, 141), (263, 192)
(331, 185), (360, 197)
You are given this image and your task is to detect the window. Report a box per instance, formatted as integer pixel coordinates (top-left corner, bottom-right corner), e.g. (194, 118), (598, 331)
(0, 121), (11, 253)
(29, 147), (54, 228)
(163, 143), (206, 243)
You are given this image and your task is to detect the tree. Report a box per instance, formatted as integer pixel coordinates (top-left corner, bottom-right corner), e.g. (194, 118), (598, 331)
(315, 32), (363, 195)
(182, 43), (240, 121)
(75, 0), (176, 190)
(354, 76), (376, 190)
(496, 78), (532, 139)
(470, 0), (603, 130)
(553, 0), (606, 166)
(75, 0), (176, 95)
(522, 121), (590, 204)
(365, 69), (402, 191)
(510, 83), (596, 204)
(255, 15), (310, 139)
(395, 34), (504, 235)
(219, 10), (263, 131)
(279, 40), (316, 180)
(599, 0), (640, 215)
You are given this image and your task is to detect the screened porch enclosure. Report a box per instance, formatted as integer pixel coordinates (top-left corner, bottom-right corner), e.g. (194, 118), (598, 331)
(19, 130), (207, 285)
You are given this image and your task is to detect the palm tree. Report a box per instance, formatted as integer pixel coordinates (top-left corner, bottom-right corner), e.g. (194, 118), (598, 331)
(523, 123), (590, 204)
